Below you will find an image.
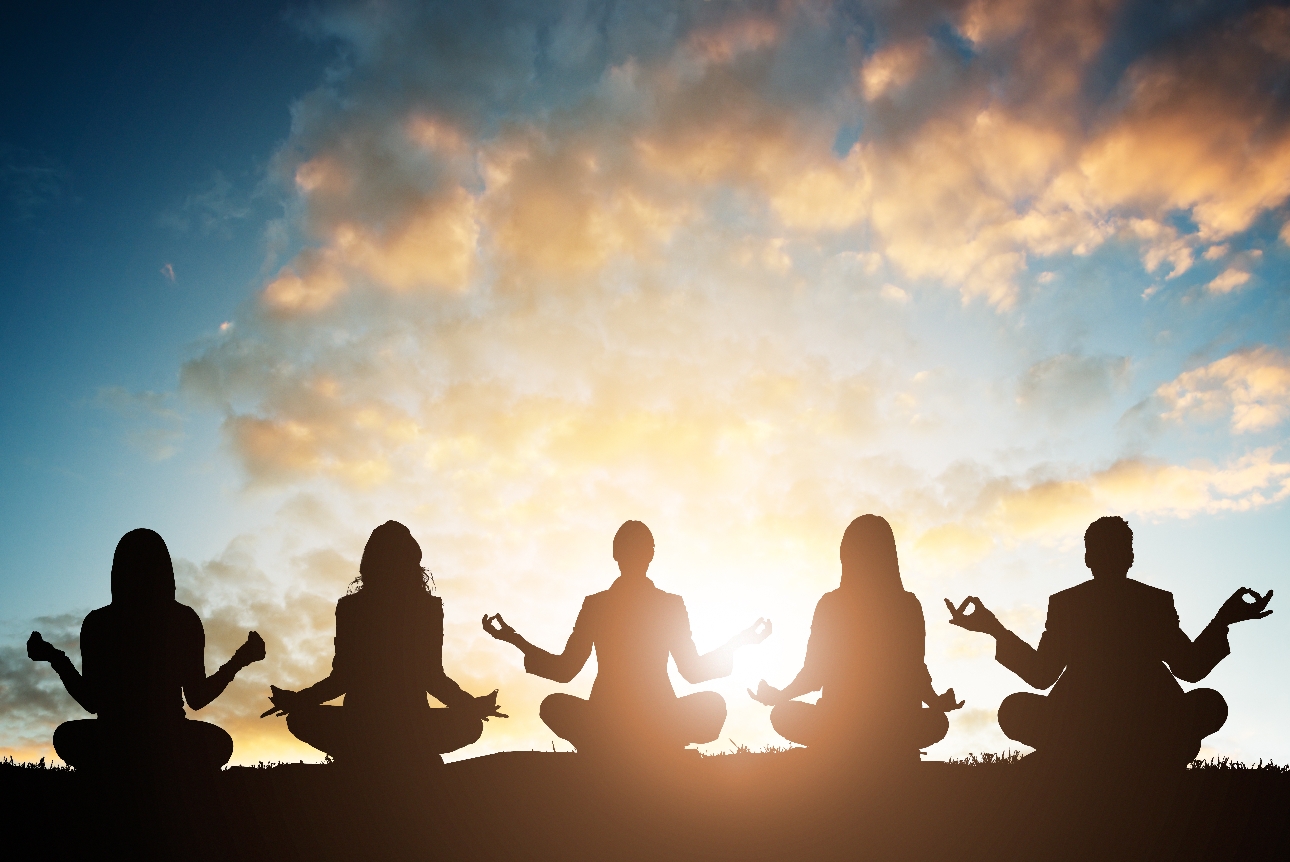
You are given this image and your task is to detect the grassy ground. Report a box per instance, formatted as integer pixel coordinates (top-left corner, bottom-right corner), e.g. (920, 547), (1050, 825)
(3, 752), (1288, 861)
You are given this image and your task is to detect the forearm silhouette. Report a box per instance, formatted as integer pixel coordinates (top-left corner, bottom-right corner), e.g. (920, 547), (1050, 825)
(185, 632), (266, 710)
(28, 632), (97, 713)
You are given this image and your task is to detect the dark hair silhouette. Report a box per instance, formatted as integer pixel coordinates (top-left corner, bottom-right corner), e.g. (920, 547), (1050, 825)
(1084, 515), (1134, 577)
(484, 519), (770, 759)
(27, 529), (265, 775)
(947, 514), (1273, 769)
(265, 520), (503, 770)
(110, 528), (176, 607)
(350, 520), (434, 594)
(839, 513), (903, 594)
(750, 515), (960, 761)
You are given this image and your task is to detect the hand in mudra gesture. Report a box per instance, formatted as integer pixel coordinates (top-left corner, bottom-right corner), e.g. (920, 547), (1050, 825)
(930, 688), (964, 713)
(1215, 588), (1274, 626)
(261, 685), (301, 718)
(747, 679), (784, 707)
(481, 614), (519, 644)
(733, 618), (773, 647)
(26, 631), (62, 663)
(233, 631), (267, 667)
(473, 689), (509, 721)
(944, 597), (1004, 637)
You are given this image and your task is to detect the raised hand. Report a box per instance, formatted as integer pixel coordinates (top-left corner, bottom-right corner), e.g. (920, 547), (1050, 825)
(930, 687), (965, 713)
(481, 613), (519, 644)
(233, 631), (267, 668)
(26, 631), (62, 663)
(1215, 588), (1274, 626)
(944, 597), (1004, 637)
(734, 618), (773, 647)
(747, 679), (784, 707)
(474, 689), (509, 721)
(260, 685), (300, 718)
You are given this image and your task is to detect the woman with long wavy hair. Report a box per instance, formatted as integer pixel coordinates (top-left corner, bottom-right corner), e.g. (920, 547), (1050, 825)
(264, 521), (505, 767)
(749, 515), (962, 761)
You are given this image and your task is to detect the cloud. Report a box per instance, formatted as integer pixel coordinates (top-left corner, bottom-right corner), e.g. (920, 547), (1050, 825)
(0, 615), (85, 762)
(1148, 347), (1290, 434)
(157, 171), (253, 237)
(96, 387), (186, 461)
(1017, 353), (1131, 419)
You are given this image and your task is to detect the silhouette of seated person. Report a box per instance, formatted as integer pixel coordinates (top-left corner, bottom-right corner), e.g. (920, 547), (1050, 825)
(483, 519), (771, 756)
(264, 521), (505, 767)
(26, 528), (266, 774)
(947, 515), (1273, 768)
(748, 515), (962, 760)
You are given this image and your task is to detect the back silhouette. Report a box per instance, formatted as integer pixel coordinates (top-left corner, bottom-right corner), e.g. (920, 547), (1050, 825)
(947, 515), (1274, 768)
(749, 515), (962, 760)
(264, 521), (505, 768)
(26, 528), (265, 774)
(483, 520), (770, 757)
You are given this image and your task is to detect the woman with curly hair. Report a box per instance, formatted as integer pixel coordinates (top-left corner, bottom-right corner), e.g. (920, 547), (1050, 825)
(264, 521), (505, 767)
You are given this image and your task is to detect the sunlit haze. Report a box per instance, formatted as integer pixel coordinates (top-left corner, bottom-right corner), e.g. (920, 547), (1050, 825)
(2, 0), (1288, 766)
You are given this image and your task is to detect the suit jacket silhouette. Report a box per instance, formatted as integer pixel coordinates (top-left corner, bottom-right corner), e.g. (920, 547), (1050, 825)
(995, 578), (1229, 717)
(300, 590), (473, 717)
(524, 577), (731, 706)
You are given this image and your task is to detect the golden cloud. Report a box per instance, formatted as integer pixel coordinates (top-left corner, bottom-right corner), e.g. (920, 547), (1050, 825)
(1153, 347), (1290, 434)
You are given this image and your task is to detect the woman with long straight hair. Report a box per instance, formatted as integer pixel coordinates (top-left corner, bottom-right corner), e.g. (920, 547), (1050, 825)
(264, 521), (505, 767)
(27, 528), (265, 774)
(749, 515), (962, 760)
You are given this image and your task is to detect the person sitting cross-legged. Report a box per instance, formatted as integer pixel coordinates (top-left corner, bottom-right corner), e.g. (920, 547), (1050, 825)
(946, 515), (1273, 770)
(27, 528), (265, 775)
(483, 519), (771, 758)
(264, 521), (506, 769)
(749, 515), (963, 762)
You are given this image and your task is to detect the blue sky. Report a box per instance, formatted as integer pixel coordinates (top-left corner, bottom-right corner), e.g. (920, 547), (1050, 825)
(2, 0), (1288, 765)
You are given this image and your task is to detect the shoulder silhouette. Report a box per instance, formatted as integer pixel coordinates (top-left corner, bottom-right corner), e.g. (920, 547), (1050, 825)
(484, 519), (770, 759)
(946, 515), (1273, 769)
(264, 520), (505, 771)
(27, 528), (265, 775)
(749, 514), (961, 763)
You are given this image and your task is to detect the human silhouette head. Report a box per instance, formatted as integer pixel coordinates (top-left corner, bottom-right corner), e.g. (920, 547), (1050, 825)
(1084, 516), (1134, 579)
(110, 528), (176, 608)
(612, 520), (655, 579)
(357, 520), (429, 592)
(839, 515), (903, 594)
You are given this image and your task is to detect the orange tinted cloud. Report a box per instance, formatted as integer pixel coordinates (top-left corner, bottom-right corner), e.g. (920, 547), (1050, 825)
(1153, 347), (1290, 434)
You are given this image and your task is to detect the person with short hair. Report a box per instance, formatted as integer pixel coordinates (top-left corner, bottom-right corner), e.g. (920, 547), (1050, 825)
(264, 521), (505, 767)
(483, 520), (771, 757)
(749, 515), (962, 760)
(946, 515), (1273, 768)
(27, 528), (265, 774)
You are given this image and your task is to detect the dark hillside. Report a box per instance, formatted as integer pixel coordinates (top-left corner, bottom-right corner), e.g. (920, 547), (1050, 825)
(4, 753), (1287, 860)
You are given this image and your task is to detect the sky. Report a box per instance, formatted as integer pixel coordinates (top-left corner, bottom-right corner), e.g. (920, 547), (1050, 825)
(1, 0), (1288, 766)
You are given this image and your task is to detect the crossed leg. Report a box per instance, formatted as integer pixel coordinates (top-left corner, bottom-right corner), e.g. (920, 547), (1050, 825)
(540, 691), (727, 754)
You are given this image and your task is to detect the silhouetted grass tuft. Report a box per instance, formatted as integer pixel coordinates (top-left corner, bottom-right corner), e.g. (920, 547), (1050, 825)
(703, 740), (796, 756)
(1189, 756), (1290, 772)
(0, 755), (70, 771)
(946, 751), (1026, 765)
